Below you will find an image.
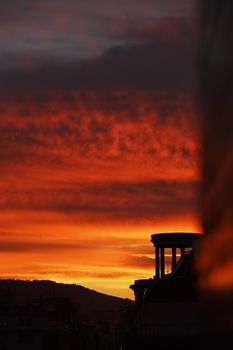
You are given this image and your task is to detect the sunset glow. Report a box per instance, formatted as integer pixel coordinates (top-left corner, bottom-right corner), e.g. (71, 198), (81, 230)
(0, 0), (201, 298)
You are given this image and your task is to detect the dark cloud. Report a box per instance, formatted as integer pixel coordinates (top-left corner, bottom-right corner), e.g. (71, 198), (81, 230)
(76, 26), (196, 91)
(0, 0), (195, 40)
(0, 87), (199, 170)
(0, 0), (195, 20)
(0, 179), (200, 224)
(0, 0), (196, 76)
(0, 16), (196, 93)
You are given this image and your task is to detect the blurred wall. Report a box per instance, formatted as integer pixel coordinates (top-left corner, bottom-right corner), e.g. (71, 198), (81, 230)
(197, 0), (233, 340)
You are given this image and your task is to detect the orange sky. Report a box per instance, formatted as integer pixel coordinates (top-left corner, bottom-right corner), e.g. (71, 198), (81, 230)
(0, 89), (201, 298)
(0, 0), (200, 299)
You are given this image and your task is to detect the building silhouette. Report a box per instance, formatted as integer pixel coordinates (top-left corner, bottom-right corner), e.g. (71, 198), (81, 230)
(129, 232), (203, 349)
(0, 288), (120, 350)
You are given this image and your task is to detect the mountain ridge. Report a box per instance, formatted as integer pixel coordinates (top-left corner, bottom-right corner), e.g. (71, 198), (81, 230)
(0, 278), (130, 321)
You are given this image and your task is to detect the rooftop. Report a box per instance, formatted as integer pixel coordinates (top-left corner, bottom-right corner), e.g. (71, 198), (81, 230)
(151, 232), (203, 248)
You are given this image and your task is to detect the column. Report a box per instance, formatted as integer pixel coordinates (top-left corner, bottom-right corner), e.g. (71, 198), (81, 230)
(155, 246), (160, 278)
(160, 247), (165, 278)
(172, 247), (176, 272)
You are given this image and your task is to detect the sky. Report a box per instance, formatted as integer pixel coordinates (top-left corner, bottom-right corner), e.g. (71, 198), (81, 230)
(0, 0), (201, 299)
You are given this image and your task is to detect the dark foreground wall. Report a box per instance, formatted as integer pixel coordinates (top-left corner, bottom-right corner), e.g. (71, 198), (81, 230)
(197, 0), (233, 340)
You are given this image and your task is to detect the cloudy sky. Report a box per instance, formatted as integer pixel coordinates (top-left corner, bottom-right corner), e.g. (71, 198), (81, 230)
(0, 0), (201, 298)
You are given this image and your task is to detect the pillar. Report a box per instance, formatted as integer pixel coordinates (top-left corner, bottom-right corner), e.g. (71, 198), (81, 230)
(172, 247), (176, 272)
(160, 247), (165, 278)
(155, 246), (160, 278)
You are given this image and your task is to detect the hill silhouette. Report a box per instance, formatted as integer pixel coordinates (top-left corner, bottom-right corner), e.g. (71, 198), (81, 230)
(0, 279), (127, 321)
